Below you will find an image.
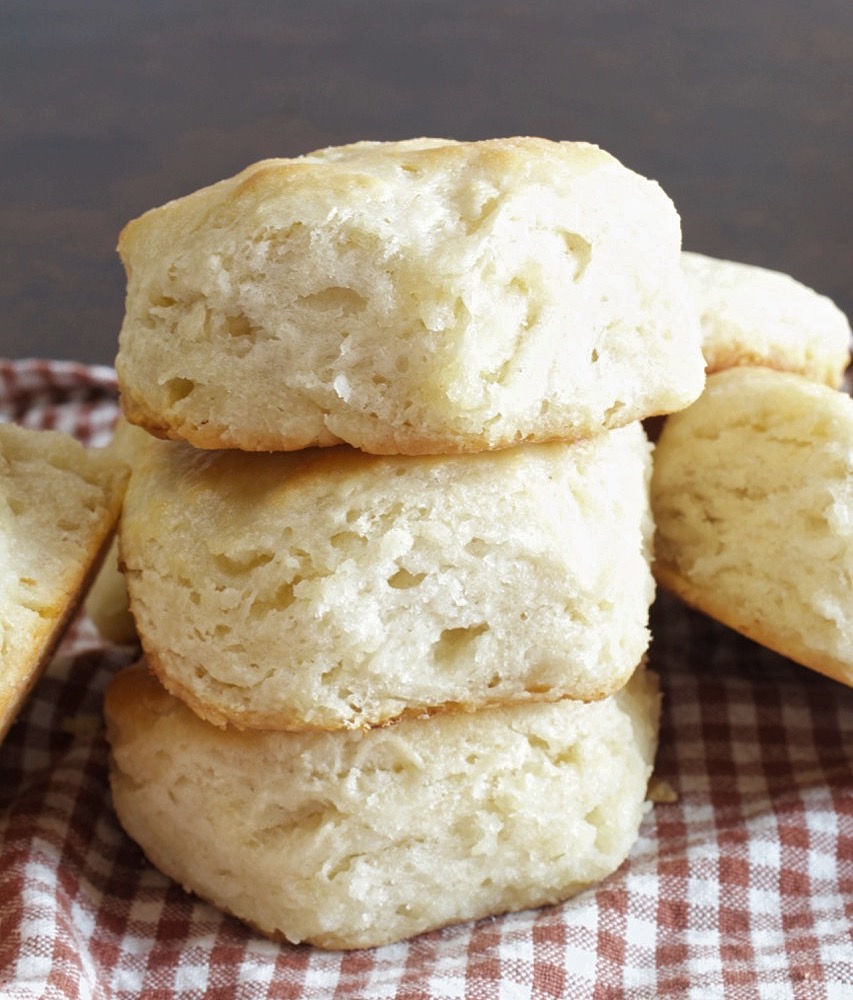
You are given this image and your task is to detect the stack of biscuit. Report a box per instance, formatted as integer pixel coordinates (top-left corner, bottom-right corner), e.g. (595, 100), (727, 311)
(103, 137), (710, 950)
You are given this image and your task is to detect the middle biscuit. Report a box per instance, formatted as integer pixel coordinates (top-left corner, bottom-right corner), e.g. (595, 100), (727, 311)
(120, 422), (655, 731)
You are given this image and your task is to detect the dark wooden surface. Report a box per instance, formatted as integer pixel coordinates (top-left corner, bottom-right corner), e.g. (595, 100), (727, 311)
(2, 0), (851, 366)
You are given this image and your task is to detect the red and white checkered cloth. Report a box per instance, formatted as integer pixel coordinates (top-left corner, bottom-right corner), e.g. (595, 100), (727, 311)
(0, 358), (851, 999)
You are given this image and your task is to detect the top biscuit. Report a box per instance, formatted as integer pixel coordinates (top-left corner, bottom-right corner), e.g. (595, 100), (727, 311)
(116, 137), (705, 454)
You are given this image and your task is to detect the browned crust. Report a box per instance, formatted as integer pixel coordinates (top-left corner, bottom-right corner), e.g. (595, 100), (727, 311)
(703, 350), (849, 390)
(120, 389), (666, 457)
(0, 489), (127, 742)
(141, 644), (625, 734)
(653, 561), (853, 689)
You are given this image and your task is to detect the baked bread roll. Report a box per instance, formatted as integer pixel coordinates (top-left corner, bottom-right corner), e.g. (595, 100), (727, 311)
(682, 251), (852, 387)
(105, 660), (660, 950)
(651, 367), (853, 687)
(116, 137), (705, 455)
(120, 422), (655, 730)
(0, 422), (128, 740)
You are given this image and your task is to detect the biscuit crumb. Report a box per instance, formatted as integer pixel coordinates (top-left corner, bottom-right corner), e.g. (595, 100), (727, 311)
(647, 777), (678, 803)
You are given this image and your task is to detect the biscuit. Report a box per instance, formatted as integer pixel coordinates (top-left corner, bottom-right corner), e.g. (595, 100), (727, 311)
(85, 420), (149, 645)
(651, 367), (853, 687)
(116, 137), (705, 455)
(682, 251), (851, 387)
(84, 535), (136, 645)
(120, 422), (655, 730)
(0, 423), (128, 740)
(105, 660), (660, 950)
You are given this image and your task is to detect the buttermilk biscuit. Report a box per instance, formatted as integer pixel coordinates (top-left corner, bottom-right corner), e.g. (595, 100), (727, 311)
(651, 367), (853, 687)
(0, 423), (128, 740)
(84, 421), (152, 645)
(105, 660), (660, 950)
(84, 536), (136, 645)
(682, 251), (852, 387)
(115, 137), (705, 455)
(120, 422), (655, 730)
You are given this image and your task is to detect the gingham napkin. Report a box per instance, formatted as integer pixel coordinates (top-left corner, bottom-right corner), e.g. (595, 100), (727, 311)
(0, 359), (850, 1000)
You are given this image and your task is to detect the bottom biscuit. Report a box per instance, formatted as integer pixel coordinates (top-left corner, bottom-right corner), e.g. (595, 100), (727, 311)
(104, 660), (659, 950)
